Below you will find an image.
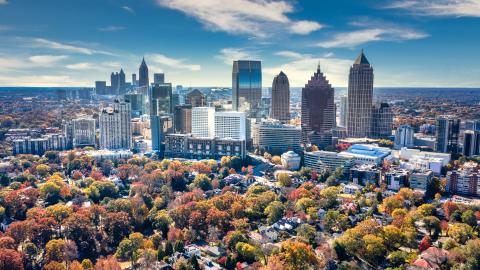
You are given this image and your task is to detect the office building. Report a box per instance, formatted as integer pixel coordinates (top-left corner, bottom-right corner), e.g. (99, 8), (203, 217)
(72, 117), (96, 148)
(252, 120), (301, 154)
(151, 115), (173, 152)
(215, 111), (247, 140)
(164, 134), (246, 160)
(151, 83), (173, 115)
(270, 71), (290, 123)
(13, 133), (69, 156)
(191, 107), (215, 138)
(394, 125), (414, 149)
(99, 99), (132, 150)
(124, 93), (145, 117)
(446, 162), (479, 196)
(339, 95), (348, 127)
(154, 73), (165, 84)
(173, 104), (192, 134)
(435, 115), (460, 153)
(384, 169), (409, 191)
(111, 72), (119, 94)
(186, 89), (206, 107)
(347, 50), (374, 138)
(371, 102), (393, 139)
(463, 130), (480, 157)
(465, 120), (480, 132)
(281, 151), (301, 170)
(301, 64), (335, 147)
(409, 170), (433, 191)
(95, 81), (107, 95)
(350, 164), (382, 186)
(132, 73), (137, 87)
(232, 60), (262, 117)
(304, 151), (354, 176)
(139, 57), (149, 87)
(118, 69), (126, 94)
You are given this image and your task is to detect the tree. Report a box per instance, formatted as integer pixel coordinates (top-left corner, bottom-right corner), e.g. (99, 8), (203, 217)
(151, 210), (172, 237)
(104, 212), (132, 247)
(39, 181), (62, 204)
(419, 235), (432, 252)
(449, 223), (474, 244)
(443, 201), (459, 220)
(165, 241), (174, 256)
(0, 248), (24, 270)
(279, 240), (319, 270)
(324, 210), (350, 233)
(462, 209), (477, 227)
(388, 251), (408, 268)
(416, 204), (436, 217)
(362, 234), (387, 266)
(271, 156), (281, 165)
(81, 259), (93, 269)
(36, 164), (51, 178)
(94, 256), (122, 270)
(277, 173), (292, 187)
(235, 242), (257, 263)
(116, 239), (136, 268)
(320, 186), (340, 209)
(295, 198), (316, 212)
(423, 216), (441, 237)
(264, 201), (285, 224)
(296, 224), (316, 245)
(191, 174), (212, 191)
(383, 225), (404, 250)
(44, 261), (66, 270)
(45, 239), (65, 262)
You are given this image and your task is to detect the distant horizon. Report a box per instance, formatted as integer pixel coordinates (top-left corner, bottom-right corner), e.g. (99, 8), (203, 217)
(1, 86), (480, 90)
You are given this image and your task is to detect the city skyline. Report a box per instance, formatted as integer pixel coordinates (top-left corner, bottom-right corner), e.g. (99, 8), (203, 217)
(0, 0), (480, 88)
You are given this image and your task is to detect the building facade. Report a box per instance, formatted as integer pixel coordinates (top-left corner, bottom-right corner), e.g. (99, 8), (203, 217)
(301, 64), (335, 147)
(139, 58), (149, 87)
(151, 83), (173, 115)
(304, 151), (354, 177)
(463, 130), (480, 157)
(154, 73), (165, 84)
(192, 107), (215, 137)
(435, 115), (460, 153)
(395, 125), (414, 149)
(214, 111), (247, 140)
(99, 99), (132, 150)
(347, 50), (374, 138)
(72, 117), (96, 148)
(447, 164), (479, 196)
(339, 95), (348, 127)
(252, 120), (301, 154)
(173, 105), (192, 134)
(371, 102), (393, 139)
(151, 115), (173, 152)
(186, 89), (206, 108)
(232, 60), (262, 117)
(270, 71), (290, 123)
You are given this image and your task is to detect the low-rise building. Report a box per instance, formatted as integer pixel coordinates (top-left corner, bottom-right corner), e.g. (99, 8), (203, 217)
(384, 169), (409, 191)
(252, 120), (301, 154)
(339, 144), (391, 165)
(409, 170), (433, 191)
(304, 150), (354, 176)
(280, 151), (301, 170)
(350, 164), (382, 186)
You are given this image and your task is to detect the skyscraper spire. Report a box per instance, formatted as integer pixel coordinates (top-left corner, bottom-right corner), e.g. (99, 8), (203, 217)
(317, 60), (321, 72)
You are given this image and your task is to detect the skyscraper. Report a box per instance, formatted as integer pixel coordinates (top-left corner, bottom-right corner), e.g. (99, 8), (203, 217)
(301, 64), (335, 147)
(151, 115), (173, 152)
(118, 68), (126, 94)
(186, 89), (206, 107)
(463, 130), (480, 157)
(151, 83), (173, 115)
(132, 73), (137, 87)
(139, 57), (149, 87)
(192, 107), (215, 137)
(72, 117), (96, 148)
(215, 111), (247, 140)
(435, 115), (460, 153)
(270, 71), (290, 123)
(371, 102), (393, 139)
(339, 95), (348, 127)
(173, 104), (192, 134)
(232, 60), (262, 117)
(95, 81), (107, 95)
(154, 73), (165, 84)
(347, 50), (374, 138)
(99, 99), (132, 150)
(111, 72), (119, 94)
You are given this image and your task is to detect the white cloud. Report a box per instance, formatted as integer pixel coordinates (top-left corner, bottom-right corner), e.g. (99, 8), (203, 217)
(216, 48), (259, 65)
(66, 61), (123, 71)
(97, 26), (126, 32)
(0, 0), (8, 5)
(386, 0), (480, 17)
(155, 0), (322, 37)
(31, 38), (114, 55)
(0, 25), (10, 31)
(275, 50), (306, 59)
(146, 53), (201, 71)
(122, 6), (136, 14)
(317, 27), (428, 48)
(264, 53), (352, 86)
(29, 55), (68, 66)
(0, 75), (87, 87)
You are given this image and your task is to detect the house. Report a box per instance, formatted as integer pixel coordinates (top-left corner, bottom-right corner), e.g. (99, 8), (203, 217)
(204, 246), (226, 258)
(258, 226), (279, 242)
(185, 244), (201, 258)
(272, 217), (302, 231)
(411, 247), (449, 269)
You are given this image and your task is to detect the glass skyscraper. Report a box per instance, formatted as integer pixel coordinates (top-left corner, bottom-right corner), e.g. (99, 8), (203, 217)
(232, 60), (262, 117)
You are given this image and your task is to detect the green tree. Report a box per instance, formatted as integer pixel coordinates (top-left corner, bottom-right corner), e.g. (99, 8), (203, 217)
(192, 174), (212, 191)
(462, 210), (477, 227)
(296, 224), (316, 245)
(264, 201), (285, 224)
(449, 223), (474, 244)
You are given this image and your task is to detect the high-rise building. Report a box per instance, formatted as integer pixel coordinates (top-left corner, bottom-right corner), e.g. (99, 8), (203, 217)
(435, 115), (460, 153)
(192, 107), (215, 137)
(99, 99), (132, 150)
(153, 73), (165, 84)
(394, 124), (414, 149)
(124, 93), (145, 117)
(463, 130), (480, 157)
(186, 89), (206, 107)
(465, 120), (480, 132)
(111, 72), (119, 94)
(339, 96), (348, 127)
(252, 119), (301, 154)
(371, 102), (393, 139)
(72, 117), (96, 148)
(270, 71), (290, 123)
(172, 93), (180, 109)
(347, 50), (374, 138)
(151, 83), (173, 115)
(173, 104), (192, 134)
(151, 115), (173, 152)
(139, 57), (149, 87)
(132, 73), (137, 87)
(232, 60), (262, 117)
(301, 64), (335, 147)
(118, 69), (126, 94)
(95, 81), (107, 95)
(215, 111), (247, 140)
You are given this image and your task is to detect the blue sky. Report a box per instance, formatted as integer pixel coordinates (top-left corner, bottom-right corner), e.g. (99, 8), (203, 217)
(0, 0), (479, 87)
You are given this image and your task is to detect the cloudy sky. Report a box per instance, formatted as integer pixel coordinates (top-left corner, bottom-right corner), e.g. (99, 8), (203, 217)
(0, 0), (479, 87)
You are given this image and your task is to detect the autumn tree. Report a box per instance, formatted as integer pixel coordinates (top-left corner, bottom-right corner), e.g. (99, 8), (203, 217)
(264, 201), (285, 224)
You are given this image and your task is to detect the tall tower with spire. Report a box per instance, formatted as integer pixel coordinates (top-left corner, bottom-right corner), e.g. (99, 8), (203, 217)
(347, 50), (374, 138)
(270, 71), (290, 123)
(118, 68), (126, 94)
(301, 63), (335, 146)
(139, 57), (149, 88)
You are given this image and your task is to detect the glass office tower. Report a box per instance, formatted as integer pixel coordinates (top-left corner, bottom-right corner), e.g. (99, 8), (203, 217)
(232, 60), (262, 118)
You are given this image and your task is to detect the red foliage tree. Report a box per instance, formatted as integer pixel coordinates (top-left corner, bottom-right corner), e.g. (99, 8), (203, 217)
(0, 248), (24, 270)
(419, 235), (432, 252)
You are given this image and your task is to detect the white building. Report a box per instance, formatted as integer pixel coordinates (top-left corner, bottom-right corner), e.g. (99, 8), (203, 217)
(394, 124), (414, 149)
(252, 119), (301, 154)
(339, 95), (348, 127)
(399, 148), (451, 175)
(409, 170), (433, 191)
(99, 99), (132, 150)
(304, 150), (354, 174)
(191, 107), (215, 137)
(72, 117), (96, 148)
(85, 149), (133, 161)
(281, 151), (301, 170)
(214, 111), (246, 140)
